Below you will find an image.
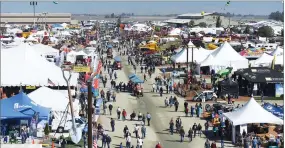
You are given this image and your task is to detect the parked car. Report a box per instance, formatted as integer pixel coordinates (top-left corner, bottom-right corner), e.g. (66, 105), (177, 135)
(192, 91), (217, 102)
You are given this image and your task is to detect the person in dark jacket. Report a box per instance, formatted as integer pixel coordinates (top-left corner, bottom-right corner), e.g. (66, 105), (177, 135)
(188, 128), (193, 142)
(179, 126), (185, 142)
(106, 134), (112, 148)
(205, 139), (211, 148)
(102, 134), (107, 148)
(110, 118), (115, 132)
(211, 141), (217, 148)
(192, 123), (197, 138)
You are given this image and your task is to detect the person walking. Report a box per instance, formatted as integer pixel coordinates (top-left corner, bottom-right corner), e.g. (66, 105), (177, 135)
(117, 107), (121, 120)
(137, 137), (143, 148)
(102, 134), (107, 148)
(197, 123), (202, 137)
(142, 114), (146, 125)
(110, 118), (115, 132)
(169, 118), (174, 135)
(179, 126), (185, 142)
(155, 142), (162, 148)
(108, 104), (113, 115)
(205, 139), (211, 148)
(103, 103), (107, 115)
(133, 124), (139, 138)
(126, 135), (132, 148)
(188, 128), (193, 142)
(122, 109), (127, 121)
(141, 125), (146, 139)
(174, 100), (179, 112)
(106, 134), (112, 148)
(192, 123), (197, 138)
(146, 113), (151, 126)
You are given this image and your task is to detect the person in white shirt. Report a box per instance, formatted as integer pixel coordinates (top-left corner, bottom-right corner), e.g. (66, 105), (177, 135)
(126, 135), (131, 148)
(137, 137), (143, 148)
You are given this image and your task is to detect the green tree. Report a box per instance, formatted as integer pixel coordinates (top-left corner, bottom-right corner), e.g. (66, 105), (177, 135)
(110, 13), (115, 18)
(244, 26), (251, 34)
(216, 16), (222, 27)
(198, 22), (207, 27)
(189, 20), (195, 27)
(269, 11), (284, 22)
(117, 16), (121, 27)
(44, 123), (50, 137)
(257, 26), (274, 37)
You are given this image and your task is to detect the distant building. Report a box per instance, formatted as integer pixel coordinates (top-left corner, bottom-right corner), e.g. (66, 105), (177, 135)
(164, 12), (237, 27)
(1, 13), (71, 24)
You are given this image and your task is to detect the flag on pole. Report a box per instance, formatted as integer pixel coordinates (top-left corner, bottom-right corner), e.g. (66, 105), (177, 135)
(93, 139), (98, 148)
(48, 78), (56, 86)
(271, 55), (276, 70)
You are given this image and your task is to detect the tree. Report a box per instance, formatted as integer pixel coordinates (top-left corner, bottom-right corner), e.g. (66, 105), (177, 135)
(216, 16), (222, 27)
(110, 13), (115, 18)
(44, 123), (50, 138)
(244, 26), (251, 34)
(189, 20), (195, 27)
(117, 16), (121, 27)
(257, 26), (274, 37)
(198, 22), (207, 27)
(269, 11), (284, 22)
(281, 29), (284, 37)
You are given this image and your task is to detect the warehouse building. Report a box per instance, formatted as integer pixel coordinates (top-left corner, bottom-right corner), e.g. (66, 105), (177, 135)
(1, 13), (71, 24)
(164, 12), (238, 27)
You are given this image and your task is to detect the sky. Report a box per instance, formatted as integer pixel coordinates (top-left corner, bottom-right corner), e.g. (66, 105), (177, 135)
(1, 1), (283, 15)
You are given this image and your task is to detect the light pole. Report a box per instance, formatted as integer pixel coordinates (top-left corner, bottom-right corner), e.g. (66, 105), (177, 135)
(42, 12), (48, 30)
(30, 1), (37, 28)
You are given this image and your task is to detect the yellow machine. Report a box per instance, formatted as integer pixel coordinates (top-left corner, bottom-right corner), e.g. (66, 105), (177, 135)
(22, 32), (31, 38)
(208, 43), (218, 50)
(139, 41), (160, 50)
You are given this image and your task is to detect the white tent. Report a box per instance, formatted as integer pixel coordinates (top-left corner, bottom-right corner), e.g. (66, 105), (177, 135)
(223, 97), (283, 143)
(200, 42), (248, 71)
(32, 44), (59, 57)
(269, 47), (283, 56)
(275, 55), (284, 65)
(1, 43), (78, 86)
(28, 87), (68, 111)
(188, 41), (195, 47)
(169, 28), (181, 36)
(200, 54), (227, 67)
(252, 53), (274, 67)
(66, 51), (77, 63)
(171, 47), (211, 63)
(76, 50), (87, 56)
(223, 97), (283, 126)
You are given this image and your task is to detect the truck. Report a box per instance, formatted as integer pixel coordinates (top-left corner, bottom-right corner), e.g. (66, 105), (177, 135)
(51, 113), (86, 133)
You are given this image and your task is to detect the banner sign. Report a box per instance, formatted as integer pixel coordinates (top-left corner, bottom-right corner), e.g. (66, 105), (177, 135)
(73, 66), (91, 73)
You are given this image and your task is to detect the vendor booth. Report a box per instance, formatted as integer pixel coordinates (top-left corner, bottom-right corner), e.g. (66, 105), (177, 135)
(234, 67), (284, 96)
(223, 97), (283, 144)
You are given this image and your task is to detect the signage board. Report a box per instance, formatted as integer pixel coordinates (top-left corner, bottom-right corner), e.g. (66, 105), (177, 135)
(73, 66), (90, 73)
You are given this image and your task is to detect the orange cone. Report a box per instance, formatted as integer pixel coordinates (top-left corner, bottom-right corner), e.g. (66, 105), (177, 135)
(32, 139), (35, 144)
(52, 142), (55, 148)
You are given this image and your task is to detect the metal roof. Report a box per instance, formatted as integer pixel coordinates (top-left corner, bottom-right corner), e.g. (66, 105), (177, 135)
(164, 19), (192, 24)
(178, 13), (213, 17)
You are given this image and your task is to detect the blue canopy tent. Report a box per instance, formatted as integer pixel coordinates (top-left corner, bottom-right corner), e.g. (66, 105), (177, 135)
(114, 56), (122, 62)
(52, 23), (63, 28)
(0, 92), (51, 120)
(130, 77), (144, 84)
(128, 73), (136, 79)
(263, 103), (284, 119)
(107, 45), (113, 48)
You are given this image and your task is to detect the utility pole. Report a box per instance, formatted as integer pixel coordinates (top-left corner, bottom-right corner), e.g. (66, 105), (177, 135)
(30, 1), (37, 28)
(87, 80), (93, 148)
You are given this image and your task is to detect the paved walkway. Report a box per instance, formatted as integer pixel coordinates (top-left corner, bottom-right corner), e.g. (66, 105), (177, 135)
(96, 48), (237, 148)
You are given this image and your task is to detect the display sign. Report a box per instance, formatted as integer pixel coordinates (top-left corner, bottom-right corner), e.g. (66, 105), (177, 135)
(26, 86), (36, 89)
(73, 66), (90, 72)
(275, 84), (284, 97)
